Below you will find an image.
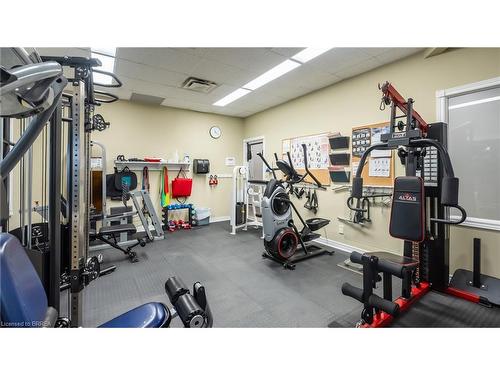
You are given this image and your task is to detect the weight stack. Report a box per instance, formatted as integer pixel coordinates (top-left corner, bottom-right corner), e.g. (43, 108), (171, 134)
(235, 202), (246, 226)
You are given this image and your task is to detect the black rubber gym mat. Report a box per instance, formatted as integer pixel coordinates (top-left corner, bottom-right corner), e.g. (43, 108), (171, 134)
(391, 291), (500, 328)
(78, 222), (362, 327)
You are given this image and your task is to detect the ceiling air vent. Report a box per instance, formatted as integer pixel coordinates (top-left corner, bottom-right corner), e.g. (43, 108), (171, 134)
(181, 77), (218, 93)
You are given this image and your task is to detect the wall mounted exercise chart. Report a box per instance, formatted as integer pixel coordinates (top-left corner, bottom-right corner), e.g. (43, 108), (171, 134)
(351, 122), (395, 187)
(282, 132), (332, 186)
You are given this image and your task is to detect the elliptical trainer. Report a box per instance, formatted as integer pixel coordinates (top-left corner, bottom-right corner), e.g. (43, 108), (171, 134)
(258, 144), (333, 270)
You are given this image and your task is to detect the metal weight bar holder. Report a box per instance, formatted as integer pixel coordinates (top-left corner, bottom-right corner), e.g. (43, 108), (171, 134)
(40, 55), (121, 327)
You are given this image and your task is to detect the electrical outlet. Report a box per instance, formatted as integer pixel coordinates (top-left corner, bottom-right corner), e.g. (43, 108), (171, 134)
(338, 223), (344, 235)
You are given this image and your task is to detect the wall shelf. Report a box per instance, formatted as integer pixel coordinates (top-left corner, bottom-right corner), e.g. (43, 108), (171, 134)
(114, 161), (190, 171)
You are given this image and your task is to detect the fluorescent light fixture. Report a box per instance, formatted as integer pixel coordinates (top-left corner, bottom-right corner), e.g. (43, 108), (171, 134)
(91, 49), (116, 85)
(449, 95), (500, 110)
(213, 88), (252, 107)
(212, 49), (330, 107)
(291, 47), (332, 63)
(243, 60), (301, 91)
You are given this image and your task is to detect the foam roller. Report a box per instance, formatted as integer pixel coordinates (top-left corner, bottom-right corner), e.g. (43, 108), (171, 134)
(175, 293), (206, 328)
(165, 276), (189, 305)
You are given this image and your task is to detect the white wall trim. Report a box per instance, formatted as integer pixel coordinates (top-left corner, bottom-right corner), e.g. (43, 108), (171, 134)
(450, 216), (500, 232)
(210, 216), (230, 223)
(313, 236), (367, 255)
(436, 76), (500, 99)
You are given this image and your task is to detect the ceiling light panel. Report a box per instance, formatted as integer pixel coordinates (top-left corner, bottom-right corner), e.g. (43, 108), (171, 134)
(242, 59), (301, 91)
(213, 88), (251, 107)
(291, 47), (332, 63)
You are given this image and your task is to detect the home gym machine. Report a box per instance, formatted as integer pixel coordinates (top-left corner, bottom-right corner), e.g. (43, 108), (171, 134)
(341, 81), (477, 327)
(1, 48), (214, 328)
(258, 144), (333, 270)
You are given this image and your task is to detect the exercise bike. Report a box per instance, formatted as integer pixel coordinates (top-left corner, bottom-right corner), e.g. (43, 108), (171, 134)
(258, 144), (333, 270)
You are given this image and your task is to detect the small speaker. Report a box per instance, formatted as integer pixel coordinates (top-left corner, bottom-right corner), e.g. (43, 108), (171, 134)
(193, 159), (210, 174)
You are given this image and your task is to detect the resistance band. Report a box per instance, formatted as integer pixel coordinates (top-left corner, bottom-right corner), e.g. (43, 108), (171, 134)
(160, 166), (170, 207)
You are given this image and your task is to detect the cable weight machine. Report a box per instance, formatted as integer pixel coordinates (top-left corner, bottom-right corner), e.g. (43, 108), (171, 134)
(341, 82), (472, 327)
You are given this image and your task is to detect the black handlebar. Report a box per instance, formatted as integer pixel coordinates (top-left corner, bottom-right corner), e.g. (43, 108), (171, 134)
(347, 139), (466, 226)
(94, 90), (120, 104)
(300, 143), (324, 189)
(257, 152), (277, 179)
(92, 68), (123, 88)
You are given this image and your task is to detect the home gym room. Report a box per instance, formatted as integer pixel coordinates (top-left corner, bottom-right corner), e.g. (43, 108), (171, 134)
(3, 46), (499, 330)
(3, 0), (500, 371)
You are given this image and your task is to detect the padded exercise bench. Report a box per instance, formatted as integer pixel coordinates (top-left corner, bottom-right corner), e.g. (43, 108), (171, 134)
(89, 223), (146, 263)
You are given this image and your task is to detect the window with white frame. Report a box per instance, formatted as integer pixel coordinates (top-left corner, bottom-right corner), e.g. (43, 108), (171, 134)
(437, 78), (500, 230)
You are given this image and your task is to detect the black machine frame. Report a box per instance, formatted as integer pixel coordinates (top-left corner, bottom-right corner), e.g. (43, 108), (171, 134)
(340, 82), (484, 327)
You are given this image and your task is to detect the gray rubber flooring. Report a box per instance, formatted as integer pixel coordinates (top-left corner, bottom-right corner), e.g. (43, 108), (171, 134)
(81, 222), (364, 327)
(80, 222), (500, 327)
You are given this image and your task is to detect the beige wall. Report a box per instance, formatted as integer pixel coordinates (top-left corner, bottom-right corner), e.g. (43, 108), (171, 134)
(7, 48), (499, 279)
(243, 48), (500, 277)
(7, 92), (243, 234)
(92, 101), (244, 227)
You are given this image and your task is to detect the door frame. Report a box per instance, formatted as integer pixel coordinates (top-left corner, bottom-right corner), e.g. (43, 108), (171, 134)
(242, 135), (266, 179)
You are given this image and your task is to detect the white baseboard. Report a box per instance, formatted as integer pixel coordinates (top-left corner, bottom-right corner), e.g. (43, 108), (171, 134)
(210, 216), (230, 223)
(313, 236), (367, 255)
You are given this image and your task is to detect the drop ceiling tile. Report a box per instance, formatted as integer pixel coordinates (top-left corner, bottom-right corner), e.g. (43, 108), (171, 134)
(306, 48), (373, 75)
(118, 76), (172, 97)
(373, 48), (421, 65)
(335, 58), (383, 79)
(203, 48), (287, 73)
(34, 47), (425, 118)
(115, 59), (188, 87)
(362, 48), (392, 58)
(237, 89), (287, 107)
(116, 48), (201, 74)
(279, 64), (341, 90)
(270, 47), (304, 58)
(189, 57), (257, 87)
(162, 100), (214, 113)
(172, 48), (210, 57)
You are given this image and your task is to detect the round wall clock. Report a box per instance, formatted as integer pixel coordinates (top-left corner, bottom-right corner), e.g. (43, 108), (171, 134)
(209, 126), (222, 139)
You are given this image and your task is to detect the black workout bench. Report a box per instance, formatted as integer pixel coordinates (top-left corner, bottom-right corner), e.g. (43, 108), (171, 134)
(89, 223), (146, 263)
